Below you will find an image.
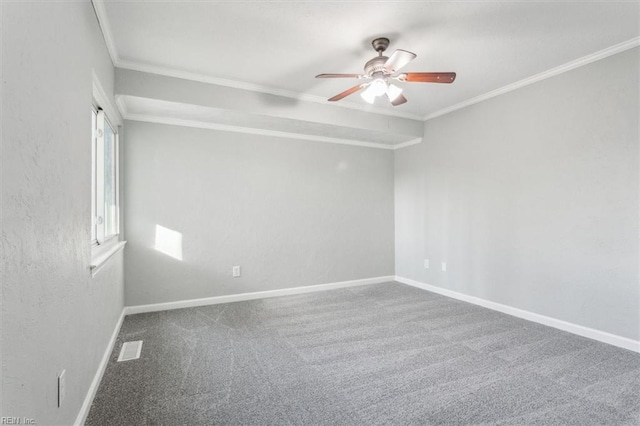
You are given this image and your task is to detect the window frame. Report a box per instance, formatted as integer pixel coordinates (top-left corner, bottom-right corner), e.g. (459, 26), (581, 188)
(91, 108), (97, 245)
(90, 72), (126, 275)
(91, 105), (120, 247)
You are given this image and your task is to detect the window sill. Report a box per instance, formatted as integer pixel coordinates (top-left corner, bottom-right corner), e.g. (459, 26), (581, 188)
(91, 240), (127, 276)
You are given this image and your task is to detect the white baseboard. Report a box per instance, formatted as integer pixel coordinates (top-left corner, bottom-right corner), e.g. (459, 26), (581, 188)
(124, 276), (395, 315)
(394, 276), (640, 353)
(74, 309), (126, 426)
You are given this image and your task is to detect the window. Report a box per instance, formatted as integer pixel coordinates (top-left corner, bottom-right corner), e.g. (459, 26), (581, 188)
(92, 107), (119, 245)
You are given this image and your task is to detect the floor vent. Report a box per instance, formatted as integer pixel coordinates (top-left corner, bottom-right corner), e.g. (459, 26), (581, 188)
(117, 341), (143, 362)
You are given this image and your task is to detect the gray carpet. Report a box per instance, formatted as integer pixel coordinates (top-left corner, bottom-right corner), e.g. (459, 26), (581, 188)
(86, 282), (640, 425)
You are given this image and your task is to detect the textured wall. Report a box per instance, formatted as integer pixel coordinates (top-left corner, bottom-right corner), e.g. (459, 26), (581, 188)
(1, 1), (124, 423)
(124, 121), (394, 305)
(395, 48), (639, 340)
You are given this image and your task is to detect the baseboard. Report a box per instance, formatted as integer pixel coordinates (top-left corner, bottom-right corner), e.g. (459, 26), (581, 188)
(394, 276), (640, 353)
(124, 276), (395, 315)
(74, 309), (126, 426)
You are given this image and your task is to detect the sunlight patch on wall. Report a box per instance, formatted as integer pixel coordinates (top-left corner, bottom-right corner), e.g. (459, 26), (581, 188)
(154, 224), (183, 261)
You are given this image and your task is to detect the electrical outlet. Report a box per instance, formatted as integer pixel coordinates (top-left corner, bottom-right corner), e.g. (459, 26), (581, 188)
(424, 259), (430, 269)
(441, 262), (447, 272)
(58, 369), (66, 407)
(232, 266), (241, 278)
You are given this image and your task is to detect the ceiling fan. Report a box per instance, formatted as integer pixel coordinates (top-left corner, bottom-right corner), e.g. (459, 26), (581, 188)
(316, 37), (456, 106)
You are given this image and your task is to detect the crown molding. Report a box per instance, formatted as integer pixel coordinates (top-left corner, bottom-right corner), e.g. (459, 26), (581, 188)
(92, 70), (122, 126)
(117, 59), (425, 121)
(423, 36), (640, 121)
(123, 113), (417, 150)
(91, 0), (119, 66)
(114, 95), (128, 118)
(393, 138), (423, 150)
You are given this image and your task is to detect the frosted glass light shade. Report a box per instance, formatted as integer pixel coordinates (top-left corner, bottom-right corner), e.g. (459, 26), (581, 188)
(361, 78), (388, 104)
(361, 89), (377, 104)
(368, 78), (388, 96)
(387, 84), (403, 102)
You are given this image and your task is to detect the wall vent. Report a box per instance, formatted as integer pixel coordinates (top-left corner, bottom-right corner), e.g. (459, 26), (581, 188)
(118, 340), (143, 362)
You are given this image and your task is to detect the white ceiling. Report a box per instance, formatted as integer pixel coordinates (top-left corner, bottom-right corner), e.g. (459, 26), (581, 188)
(101, 0), (639, 119)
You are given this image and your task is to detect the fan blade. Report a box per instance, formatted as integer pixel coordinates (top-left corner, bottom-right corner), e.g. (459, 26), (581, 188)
(389, 93), (407, 106)
(328, 84), (367, 102)
(316, 73), (366, 79)
(399, 72), (456, 83)
(384, 49), (417, 73)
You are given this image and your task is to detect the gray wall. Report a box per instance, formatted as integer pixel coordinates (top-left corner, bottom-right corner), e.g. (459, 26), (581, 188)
(124, 121), (395, 305)
(395, 48), (639, 340)
(1, 1), (124, 423)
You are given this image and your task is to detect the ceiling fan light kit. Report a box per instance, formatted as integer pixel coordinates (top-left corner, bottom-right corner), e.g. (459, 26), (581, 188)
(360, 79), (403, 104)
(360, 87), (378, 104)
(316, 37), (456, 107)
(386, 84), (403, 102)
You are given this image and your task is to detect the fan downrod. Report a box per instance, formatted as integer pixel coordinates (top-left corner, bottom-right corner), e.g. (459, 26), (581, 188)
(371, 37), (390, 55)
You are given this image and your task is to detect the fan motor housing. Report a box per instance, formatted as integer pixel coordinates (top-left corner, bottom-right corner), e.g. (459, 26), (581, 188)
(364, 56), (389, 76)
